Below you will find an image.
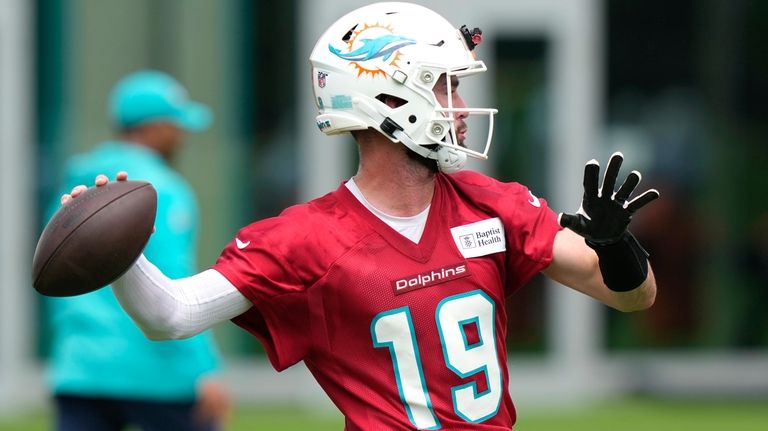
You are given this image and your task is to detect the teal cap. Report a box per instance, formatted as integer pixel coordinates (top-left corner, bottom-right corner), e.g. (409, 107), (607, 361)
(109, 70), (212, 132)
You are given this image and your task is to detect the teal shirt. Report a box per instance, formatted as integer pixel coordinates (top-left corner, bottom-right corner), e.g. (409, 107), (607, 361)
(46, 141), (221, 401)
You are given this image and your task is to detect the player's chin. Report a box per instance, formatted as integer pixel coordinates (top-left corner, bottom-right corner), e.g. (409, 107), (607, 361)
(455, 128), (468, 147)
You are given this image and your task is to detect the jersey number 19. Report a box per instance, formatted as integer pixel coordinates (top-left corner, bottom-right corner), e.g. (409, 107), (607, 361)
(371, 290), (502, 429)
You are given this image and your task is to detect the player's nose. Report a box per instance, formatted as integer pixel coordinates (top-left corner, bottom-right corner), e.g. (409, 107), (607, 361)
(453, 93), (468, 119)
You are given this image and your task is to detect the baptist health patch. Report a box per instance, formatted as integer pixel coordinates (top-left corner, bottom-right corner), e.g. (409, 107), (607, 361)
(450, 217), (506, 258)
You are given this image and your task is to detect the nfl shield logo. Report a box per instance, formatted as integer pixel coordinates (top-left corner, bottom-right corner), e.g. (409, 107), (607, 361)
(317, 71), (328, 88)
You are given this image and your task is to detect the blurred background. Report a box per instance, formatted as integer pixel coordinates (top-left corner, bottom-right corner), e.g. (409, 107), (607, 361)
(1, 0), (767, 428)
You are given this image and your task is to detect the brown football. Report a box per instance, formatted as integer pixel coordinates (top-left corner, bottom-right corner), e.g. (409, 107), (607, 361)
(32, 180), (157, 297)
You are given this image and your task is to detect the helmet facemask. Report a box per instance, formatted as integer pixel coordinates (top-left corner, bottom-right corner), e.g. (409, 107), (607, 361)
(403, 62), (497, 173)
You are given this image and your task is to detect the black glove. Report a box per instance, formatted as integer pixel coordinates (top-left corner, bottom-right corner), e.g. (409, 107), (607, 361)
(559, 152), (660, 292)
(558, 152), (659, 245)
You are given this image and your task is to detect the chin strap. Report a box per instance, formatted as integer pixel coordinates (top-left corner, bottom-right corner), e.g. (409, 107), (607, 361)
(361, 100), (468, 173)
(435, 145), (467, 173)
(391, 128), (466, 173)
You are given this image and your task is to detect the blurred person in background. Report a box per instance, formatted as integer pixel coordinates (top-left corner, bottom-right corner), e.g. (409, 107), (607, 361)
(62, 3), (660, 429)
(45, 70), (230, 431)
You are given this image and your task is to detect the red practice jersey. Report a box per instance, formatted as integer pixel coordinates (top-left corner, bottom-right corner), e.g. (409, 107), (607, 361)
(213, 171), (561, 430)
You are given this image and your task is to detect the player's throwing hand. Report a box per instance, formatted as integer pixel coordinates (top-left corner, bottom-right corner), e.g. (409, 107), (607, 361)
(558, 152), (659, 246)
(60, 171), (128, 205)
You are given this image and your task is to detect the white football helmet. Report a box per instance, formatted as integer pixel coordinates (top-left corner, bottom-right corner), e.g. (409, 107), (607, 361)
(309, 2), (497, 173)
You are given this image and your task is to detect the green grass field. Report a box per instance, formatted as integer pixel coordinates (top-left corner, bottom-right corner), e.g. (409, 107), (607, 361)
(1, 398), (766, 430)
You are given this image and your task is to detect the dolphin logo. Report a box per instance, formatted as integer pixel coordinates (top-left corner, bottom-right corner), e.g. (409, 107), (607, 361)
(329, 35), (416, 63)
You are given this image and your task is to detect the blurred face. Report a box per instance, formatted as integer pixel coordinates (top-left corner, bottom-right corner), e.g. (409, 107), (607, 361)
(432, 74), (469, 145)
(123, 122), (186, 161)
(151, 123), (185, 161)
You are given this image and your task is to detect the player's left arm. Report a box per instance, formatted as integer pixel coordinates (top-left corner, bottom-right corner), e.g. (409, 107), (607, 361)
(542, 153), (659, 312)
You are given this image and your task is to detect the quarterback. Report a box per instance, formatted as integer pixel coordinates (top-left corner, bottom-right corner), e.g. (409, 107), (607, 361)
(64, 2), (659, 430)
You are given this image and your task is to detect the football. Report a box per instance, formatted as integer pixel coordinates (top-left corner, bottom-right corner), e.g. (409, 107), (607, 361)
(32, 180), (157, 297)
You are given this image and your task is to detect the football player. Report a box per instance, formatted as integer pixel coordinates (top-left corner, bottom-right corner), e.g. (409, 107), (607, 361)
(64, 3), (659, 429)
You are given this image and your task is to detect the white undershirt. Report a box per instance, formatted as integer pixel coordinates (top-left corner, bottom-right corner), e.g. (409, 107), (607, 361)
(345, 177), (429, 243)
(113, 178), (431, 340)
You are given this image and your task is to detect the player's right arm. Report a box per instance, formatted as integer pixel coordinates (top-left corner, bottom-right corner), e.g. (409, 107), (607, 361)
(112, 255), (251, 339)
(62, 173), (252, 340)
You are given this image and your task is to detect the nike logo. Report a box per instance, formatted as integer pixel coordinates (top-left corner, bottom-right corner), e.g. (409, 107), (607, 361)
(236, 237), (250, 250)
(528, 190), (541, 208)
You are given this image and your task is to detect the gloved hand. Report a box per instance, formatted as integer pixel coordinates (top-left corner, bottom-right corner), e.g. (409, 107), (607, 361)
(558, 152), (659, 245)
